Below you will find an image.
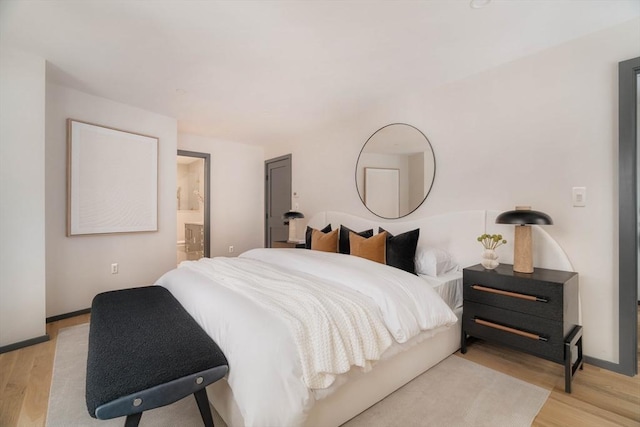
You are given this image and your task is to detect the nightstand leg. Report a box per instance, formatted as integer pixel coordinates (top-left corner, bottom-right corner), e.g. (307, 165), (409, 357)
(564, 326), (583, 393)
(564, 345), (571, 393)
(461, 329), (467, 354)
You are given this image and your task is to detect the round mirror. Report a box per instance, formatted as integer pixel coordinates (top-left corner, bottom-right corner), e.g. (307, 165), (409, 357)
(355, 123), (435, 219)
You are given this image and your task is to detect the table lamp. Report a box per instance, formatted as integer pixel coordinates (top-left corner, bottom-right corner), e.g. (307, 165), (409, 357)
(282, 210), (304, 242)
(495, 206), (553, 273)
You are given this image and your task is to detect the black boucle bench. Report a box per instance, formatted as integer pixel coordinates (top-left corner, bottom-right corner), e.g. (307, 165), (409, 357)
(86, 286), (228, 427)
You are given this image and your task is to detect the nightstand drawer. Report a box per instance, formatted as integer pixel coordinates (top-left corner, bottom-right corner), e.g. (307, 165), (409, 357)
(464, 301), (564, 363)
(464, 272), (563, 321)
(463, 281), (561, 321)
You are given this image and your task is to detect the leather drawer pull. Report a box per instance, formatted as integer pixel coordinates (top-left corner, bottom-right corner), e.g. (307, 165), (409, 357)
(474, 318), (548, 342)
(471, 285), (548, 303)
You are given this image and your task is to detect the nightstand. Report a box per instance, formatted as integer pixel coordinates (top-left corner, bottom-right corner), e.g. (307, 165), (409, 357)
(272, 240), (306, 249)
(461, 263), (583, 392)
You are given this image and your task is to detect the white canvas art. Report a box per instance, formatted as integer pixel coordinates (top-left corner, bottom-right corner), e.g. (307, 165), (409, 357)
(67, 120), (158, 236)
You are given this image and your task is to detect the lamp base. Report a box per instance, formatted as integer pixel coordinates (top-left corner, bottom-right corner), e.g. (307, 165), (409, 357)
(288, 220), (297, 242)
(513, 225), (533, 273)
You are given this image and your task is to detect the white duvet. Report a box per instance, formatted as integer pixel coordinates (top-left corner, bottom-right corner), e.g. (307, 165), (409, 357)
(156, 248), (457, 426)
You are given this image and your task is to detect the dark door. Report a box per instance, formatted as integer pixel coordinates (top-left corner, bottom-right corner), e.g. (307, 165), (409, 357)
(265, 155), (292, 247)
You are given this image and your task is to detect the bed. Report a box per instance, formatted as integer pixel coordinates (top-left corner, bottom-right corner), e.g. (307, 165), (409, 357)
(155, 210), (573, 427)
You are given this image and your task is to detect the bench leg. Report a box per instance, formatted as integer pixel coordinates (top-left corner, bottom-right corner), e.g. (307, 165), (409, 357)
(124, 412), (142, 427)
(194, 388), (215, 427)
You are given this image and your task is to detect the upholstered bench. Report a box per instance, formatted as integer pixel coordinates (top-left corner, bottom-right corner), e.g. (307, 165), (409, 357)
(86, 286), (228, 427)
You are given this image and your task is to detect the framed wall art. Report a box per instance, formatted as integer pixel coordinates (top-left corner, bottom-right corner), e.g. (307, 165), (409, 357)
(67, 119), (158, 236)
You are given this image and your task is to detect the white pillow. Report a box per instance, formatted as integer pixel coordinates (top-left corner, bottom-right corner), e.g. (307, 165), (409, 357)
(415, 247), (458, 277)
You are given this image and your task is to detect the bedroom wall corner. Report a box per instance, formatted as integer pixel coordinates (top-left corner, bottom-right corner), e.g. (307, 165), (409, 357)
(45, 84), (178, 317)
(0, 47), (47, 347)
(178, 133), (265, 256)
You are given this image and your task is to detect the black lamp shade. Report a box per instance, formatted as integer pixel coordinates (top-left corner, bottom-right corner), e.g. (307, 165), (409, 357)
(282, 211), (304, 220)
(495, 210), (552, 225)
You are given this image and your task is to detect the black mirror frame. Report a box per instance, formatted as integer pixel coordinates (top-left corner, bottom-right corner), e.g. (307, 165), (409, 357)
(355, 123), (436, 219)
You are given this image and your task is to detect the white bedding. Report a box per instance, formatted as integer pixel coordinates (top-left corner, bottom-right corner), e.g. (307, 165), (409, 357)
(173, 256), (392, 389)
(156, 248), (457, 426)
(419, 270), (463, 310)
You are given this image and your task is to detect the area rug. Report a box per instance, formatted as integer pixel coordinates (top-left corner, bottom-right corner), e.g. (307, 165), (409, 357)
(47, 324), (549, 427)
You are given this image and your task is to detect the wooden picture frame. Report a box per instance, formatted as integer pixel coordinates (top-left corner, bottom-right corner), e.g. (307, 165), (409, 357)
(67, 119), (158, 236)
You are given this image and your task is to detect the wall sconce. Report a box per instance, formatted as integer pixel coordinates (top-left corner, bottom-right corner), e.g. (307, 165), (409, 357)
(495, 206), (553, 273)
(282, 211), (304, 243)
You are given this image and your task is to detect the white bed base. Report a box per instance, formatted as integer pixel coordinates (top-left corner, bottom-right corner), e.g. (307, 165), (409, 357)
(208, 309), (462, 427)
(207, 210), (573, 426)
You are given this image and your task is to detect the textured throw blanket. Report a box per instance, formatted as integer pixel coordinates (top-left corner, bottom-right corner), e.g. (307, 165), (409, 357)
(184, 257), (393, 389)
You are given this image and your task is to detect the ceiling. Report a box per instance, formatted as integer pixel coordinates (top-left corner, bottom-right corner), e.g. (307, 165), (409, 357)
(1, 0), (638, 147)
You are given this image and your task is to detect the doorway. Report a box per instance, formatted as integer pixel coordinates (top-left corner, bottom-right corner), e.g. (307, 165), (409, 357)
(177, 150), (211, 264)
(265, 154), (292, 248)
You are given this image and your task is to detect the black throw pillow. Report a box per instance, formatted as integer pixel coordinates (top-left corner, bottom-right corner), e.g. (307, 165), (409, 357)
(305, 224), (332, 249)
(339, 225), (374, 254)
(379, 227), (420, 274)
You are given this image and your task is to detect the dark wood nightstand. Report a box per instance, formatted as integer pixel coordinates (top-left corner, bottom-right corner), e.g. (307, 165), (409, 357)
(272, 241), (306, 249)
(461, 263), (583, 392)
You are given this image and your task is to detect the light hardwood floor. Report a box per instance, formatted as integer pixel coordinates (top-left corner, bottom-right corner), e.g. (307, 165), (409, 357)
(1, 312), (638, 426)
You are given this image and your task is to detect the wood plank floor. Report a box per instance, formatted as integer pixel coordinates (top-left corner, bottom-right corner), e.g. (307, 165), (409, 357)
(1, 312), (638, 426)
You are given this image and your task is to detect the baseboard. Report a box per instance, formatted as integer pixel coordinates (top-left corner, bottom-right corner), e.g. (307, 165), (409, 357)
(0, 334), (50, 354)
(46, 308), (91, 323)
(584, 355), (634, 376)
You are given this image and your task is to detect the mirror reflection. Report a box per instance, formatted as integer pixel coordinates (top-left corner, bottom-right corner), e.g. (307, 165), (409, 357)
(355, 123), (435, 219)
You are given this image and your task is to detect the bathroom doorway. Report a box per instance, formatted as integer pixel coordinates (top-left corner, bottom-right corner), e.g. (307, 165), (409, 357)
(177, 150), (210, 264)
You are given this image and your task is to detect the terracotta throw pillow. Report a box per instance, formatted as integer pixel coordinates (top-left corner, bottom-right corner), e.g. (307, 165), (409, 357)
(311, 228), (338, 252)
(339, 225), (374, 254)
(305, 224), (331, 249)
(349, 231), (387, 264)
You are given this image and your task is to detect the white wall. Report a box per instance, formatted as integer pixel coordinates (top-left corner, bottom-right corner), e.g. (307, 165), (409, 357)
(178, 133), (265, 256)
(45, 84), (177, 317)
(266, 19), (640, 364)
(0, 48), (47, 347)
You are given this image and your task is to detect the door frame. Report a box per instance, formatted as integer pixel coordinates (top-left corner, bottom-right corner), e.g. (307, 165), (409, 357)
(177, 150), (211, 258)
(264, 154), (292, 248)
(617, 57), (639, 376)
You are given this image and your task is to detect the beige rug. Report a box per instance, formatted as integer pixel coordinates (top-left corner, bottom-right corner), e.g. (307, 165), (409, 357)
(47, 324), (549, 427)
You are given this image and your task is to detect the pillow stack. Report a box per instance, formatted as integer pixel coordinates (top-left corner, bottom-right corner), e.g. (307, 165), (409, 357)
(305, 224), (421, 275)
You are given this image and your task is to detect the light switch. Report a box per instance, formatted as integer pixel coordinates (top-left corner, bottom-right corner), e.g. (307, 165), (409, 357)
(572, 187), (586, 207)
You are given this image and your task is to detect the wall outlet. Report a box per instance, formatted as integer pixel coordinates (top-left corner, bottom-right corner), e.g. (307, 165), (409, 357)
(228, 246), (234, 253)
(111, 263), (119, 274)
